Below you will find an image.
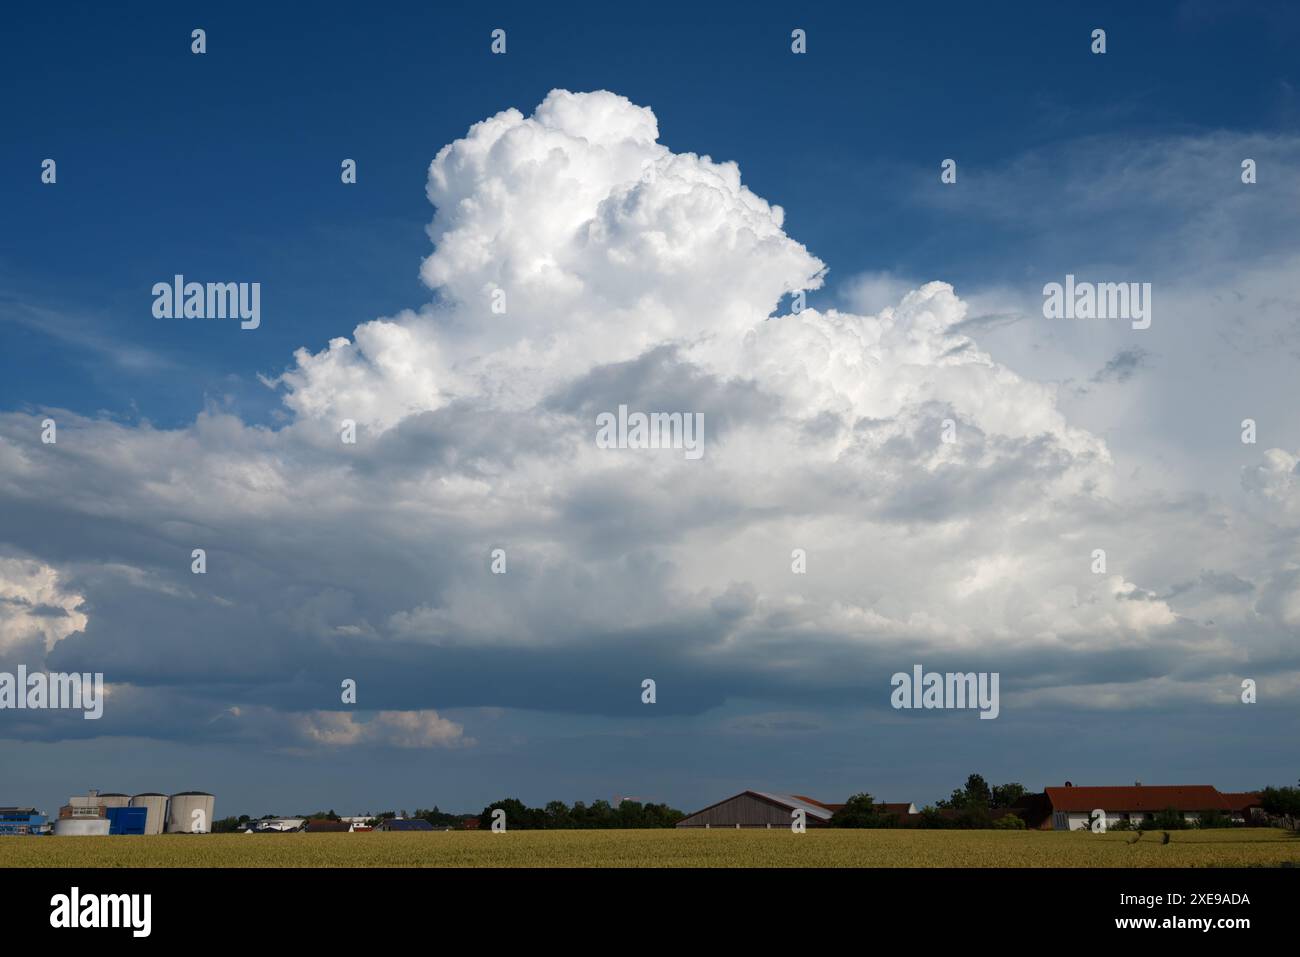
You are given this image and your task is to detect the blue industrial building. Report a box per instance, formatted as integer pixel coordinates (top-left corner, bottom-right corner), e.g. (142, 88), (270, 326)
(106, 806), (148, 835)
(0, 807), (48, 836)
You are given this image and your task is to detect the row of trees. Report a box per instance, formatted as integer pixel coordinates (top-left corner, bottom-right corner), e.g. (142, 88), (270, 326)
(831, 774), (1032, 829)
(1259, 781), (1300, 820)
(928, 773), (1029, 828)
(476, 797), (685, 829)
(214, 800), (686, 831)
(935, 774), (1027, 811)
(829, 794), (902, 828)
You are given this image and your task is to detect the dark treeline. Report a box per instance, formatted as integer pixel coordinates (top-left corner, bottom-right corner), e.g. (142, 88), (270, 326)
(477, 797), (685, 829)
(1259, 782), (1300, 818)
(832, 773), (1031, 829)
(212, 800), (685, 832)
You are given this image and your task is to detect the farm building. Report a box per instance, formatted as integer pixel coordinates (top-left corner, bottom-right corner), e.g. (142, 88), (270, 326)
(1220, 792), (1264, 822)
(304, 819), (351, 833)
(677, 792), (832, 828)
(1042, 784), (1251, 830)
(243, 818), (306, 832)
(676, 792), (917, 828)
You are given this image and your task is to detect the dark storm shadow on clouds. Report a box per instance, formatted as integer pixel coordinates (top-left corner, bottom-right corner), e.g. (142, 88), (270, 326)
(353, 402), (588, 478)
(545, 343), (779, 429)
(5, 421), (1295, 754)
(21, 611), (1283, 750)
(5, 701), (1293, 820)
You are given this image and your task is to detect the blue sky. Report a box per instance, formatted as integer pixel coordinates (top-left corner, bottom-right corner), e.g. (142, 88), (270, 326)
(2, 1), (1299, 818)
(6, 0), (1295, 425)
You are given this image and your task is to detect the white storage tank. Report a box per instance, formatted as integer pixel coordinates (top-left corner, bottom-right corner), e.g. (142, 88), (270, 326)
(53, 817), (111, 836)
(98, 792), (131, 809)
(166, 792), (215, 833)
(129, 793), (169, 835)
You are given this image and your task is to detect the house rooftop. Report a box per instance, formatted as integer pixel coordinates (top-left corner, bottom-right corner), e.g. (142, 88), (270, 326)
(304, 820), (351, 832)
(1045, 785), (1231, 813)
(746, 793), (835, 821)
(1219, 791), (1263, 811)
(380, 818), (434, 831)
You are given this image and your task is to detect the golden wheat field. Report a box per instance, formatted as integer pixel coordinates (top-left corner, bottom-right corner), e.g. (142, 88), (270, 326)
(2, 827), (1297, 868)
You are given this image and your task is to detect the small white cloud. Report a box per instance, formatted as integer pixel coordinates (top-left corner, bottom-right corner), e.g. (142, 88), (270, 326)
(290, 710), (471, 749)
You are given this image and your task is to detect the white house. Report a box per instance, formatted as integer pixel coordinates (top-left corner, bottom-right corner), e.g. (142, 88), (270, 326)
(1043, 784), (1244, 830)
(245, 818), (305, 832)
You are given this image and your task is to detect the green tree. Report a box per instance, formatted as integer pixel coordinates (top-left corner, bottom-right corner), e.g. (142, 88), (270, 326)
(465, 796), (685, 830)
(616, 800), (647, 828)
(479, 798), (534, 830)
(544, 801), (573, 828)
(954, 805), (994, 829)
(917, 805), (953, 829)
(300, 809), (341, 821)
(1195, 809), (1233, 829)
(415, 805), (462, 827)
(832, 793), (896, 828)
(1259, 782), (1300, 818)
(586, 799), (615, 828)
(1151, 807), (1189, 830)
(990, 783), (1027, 809)
(938, 773), (992, 810)
(644, 802), (685, 827)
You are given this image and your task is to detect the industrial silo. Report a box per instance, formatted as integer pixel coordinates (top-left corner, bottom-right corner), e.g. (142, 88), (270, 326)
(53, 817), (111, 836)
(130, 793), (169, 835)
(166, 792), (215, 833)
(98, 792), (131, 809)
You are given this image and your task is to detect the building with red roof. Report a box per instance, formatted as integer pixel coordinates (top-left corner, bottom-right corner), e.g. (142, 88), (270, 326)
(1042, 783), (1256, 830)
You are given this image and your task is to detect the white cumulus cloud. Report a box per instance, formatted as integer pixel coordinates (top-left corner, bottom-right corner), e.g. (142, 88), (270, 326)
(2, 90), (1298, 747)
